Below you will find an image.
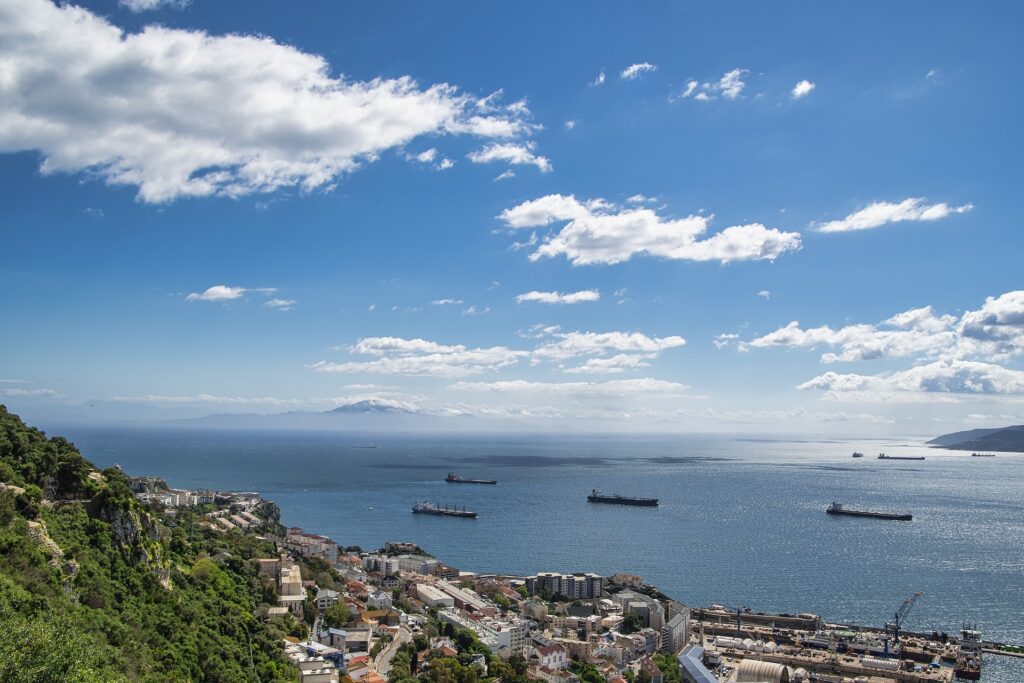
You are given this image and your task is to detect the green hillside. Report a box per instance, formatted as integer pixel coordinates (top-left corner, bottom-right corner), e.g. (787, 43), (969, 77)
(0, 405), (297, 682)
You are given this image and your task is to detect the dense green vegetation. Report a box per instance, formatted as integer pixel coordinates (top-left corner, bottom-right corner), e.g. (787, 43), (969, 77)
(0, 406), (297, 682)
(620, 610), (644, 634)
(652, 654), (682, 683)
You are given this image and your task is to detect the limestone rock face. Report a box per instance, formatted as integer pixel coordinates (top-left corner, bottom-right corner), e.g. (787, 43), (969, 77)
(95, 500), (173, 590)
(26, 519), (64, 566)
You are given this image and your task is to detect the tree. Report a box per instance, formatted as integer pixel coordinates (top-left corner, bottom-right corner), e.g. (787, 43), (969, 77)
(323, 603), (351, 628)
(420, 657), (478, 683)
(0, 491), (14, 527)
(653, 654), (681, 683)
(569, 660), (603, 683)
(303, 594), (318, 625)
(621, 611), (644, 634)
(508, 653), (527, 677)
(454, 627), (477, 652)
(316, 571), (335, 590)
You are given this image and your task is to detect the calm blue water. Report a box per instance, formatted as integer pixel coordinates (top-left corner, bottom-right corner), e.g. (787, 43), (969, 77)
(53, 426), (1024, 681)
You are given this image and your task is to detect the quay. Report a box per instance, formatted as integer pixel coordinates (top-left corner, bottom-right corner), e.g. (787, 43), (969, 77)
(715, 646), (952, 683)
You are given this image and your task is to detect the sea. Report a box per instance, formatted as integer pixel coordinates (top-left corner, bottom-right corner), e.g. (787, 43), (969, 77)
(51, 426), (1024, 682)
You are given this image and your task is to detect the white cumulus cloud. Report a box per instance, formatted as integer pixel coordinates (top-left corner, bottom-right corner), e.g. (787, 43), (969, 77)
(0, 0), (540, 202)
(311, 337), (525, 377)
(186, 285), (277, 302)
(532, 329), (686, 362)
(119, 0), (187, 11)
(620, 63), (657, 80)
(740, 290), (1024, 403)
(740, 305), (959, 363)
(264, 298), (296, 311)
(467, 142), (552, 172)
(499, 194), (801, 266)
(791, 80), (815, 99)
(678, 69), (748, 101)
(514, 290), (600, 305)
(815, 198), (973, 233)
(798, 360), (1024, 402)
(310, 327), (686, 379)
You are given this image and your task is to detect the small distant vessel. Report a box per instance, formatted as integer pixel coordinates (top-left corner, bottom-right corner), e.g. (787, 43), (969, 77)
(954, 626), (983, 680)
(827, 502), (912, 521)
(352, 445), (378, 449)
(851, 452), (864, 458)
(878, 453), (926, 461)
(970, 453), (995, 458)
(411, 501), (477, 519)
(446, 472), (497, 485)
(587, 489), (659, 507)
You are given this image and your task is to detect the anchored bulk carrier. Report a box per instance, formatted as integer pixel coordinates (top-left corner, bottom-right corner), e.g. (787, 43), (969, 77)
(445, 472), (497, 485)
(587, 489), (659, 507)
(827, 502), (912, 521)
(411, 501), (477, 518)
(877, 453), (926, 461)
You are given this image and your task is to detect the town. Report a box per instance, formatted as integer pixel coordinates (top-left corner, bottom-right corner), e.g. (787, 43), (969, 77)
(131, 481), (1006, 683)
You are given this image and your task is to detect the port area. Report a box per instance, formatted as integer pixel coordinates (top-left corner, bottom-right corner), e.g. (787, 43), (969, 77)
(714, 648), (951, 683)
(693, 609), (966, 683)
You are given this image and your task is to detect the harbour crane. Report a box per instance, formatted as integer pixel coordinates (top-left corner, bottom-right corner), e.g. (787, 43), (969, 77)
(883, 592), (923, 656)
(735, 605), (750, 638)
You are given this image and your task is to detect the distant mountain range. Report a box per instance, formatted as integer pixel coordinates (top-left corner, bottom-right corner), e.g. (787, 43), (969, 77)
(174, 399), (514, 432)
(928, 424), (1024, 452)
(327, 400), (413, 415)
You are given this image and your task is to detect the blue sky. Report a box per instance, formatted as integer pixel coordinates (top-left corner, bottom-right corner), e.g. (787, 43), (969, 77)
(2, 0), (1023, 433)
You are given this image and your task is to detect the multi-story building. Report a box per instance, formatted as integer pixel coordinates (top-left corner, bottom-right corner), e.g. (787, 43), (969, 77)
(638, 627), (661, 654)
(297, 658), (340, 683)
(525, 572), (604, 599)
(285, 527), (338, 563)
(614, 590), (665, 630)
(367, 589), (393, 610)
(393, 554), (439, 575)
(437, 609), (529, 654)
(523, 600), (549, 622)
(661, 612), (689, 654)
(316, 588), (339, 611)
(432, 563), (460, 581)
(552, 637), (595, 661)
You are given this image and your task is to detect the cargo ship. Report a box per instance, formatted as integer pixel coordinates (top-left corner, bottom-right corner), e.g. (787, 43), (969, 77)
(877, 453), (926, 461)
(411, 501), (477, 518)
(826, 502), (912, 521)
(446, 472), (497, 485)
(970, 452), (995, 457)
(587, 489), (659, 507)
(954, 626), (982, 680)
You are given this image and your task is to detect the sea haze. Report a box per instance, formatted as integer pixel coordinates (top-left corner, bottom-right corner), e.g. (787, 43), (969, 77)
(54, 425), (1024, 681)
